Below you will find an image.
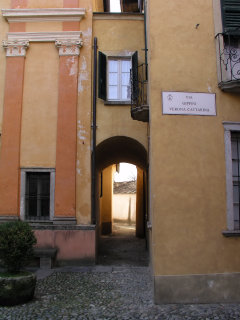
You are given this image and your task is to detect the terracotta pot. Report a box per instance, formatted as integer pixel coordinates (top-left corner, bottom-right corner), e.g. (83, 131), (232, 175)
(0, 272), (36, 306)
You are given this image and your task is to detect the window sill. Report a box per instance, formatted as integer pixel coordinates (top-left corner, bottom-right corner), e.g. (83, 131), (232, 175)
(222, 230), (240, 237)
(30, 224), (96, 230)
(104, 100), (131, 106)
(26, 219), (51, 225)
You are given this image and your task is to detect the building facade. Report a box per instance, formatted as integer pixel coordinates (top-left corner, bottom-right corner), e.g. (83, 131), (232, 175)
(1, 0), (240, 303)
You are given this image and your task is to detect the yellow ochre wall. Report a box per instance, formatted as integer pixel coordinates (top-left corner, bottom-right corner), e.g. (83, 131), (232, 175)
(99, 165), (114, 234)
(149, 0), (240, 276)
(93, 0), (104, 12)
(76, 0), (93, 224)
(20, 43), (59, 168)
(93, 14), (148, 150)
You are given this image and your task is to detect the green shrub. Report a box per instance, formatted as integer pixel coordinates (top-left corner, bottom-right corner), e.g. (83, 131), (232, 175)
(0, 221), (37, 274)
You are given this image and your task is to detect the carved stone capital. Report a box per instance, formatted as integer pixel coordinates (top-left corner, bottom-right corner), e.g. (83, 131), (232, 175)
(2, 40), (29, 57)
(55, 39), (83, 56)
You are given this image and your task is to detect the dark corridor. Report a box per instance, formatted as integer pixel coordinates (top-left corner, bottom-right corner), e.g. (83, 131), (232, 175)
(97, 222), (148, 266)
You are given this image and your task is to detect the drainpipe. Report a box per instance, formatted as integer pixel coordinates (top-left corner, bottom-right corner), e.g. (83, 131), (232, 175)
(144, 0), (148, 81)
(91, 37), (98, 224)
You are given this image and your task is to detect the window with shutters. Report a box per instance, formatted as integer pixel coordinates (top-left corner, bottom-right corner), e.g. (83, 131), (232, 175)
(221, 0), (240, 35)
(215, 0), (240, 92)
(20, 168), (55, 221)
(98, 51), (138, 104)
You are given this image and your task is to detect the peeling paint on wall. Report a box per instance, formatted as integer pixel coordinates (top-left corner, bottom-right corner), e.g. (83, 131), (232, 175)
(82, 27), (92, 46)
(207, 85), (212, 93)
(78, 56), (89, 92)
(66, 57), (77, 77)
(77, 120), (87, 141)
(81, 56), (87, 71)
(78, 71), (89, 92)
(76, 159), (81, 175)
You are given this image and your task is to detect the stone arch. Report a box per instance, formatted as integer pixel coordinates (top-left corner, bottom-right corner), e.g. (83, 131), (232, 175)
(96, 136), (148, 171)
(95, 136), (148, 254)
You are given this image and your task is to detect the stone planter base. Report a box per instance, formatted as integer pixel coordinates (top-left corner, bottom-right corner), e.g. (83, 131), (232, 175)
(0, 272), (36, 306)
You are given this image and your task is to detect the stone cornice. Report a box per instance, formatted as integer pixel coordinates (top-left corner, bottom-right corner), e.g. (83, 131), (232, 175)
(7, 31), (82, 43)
(2, 8), (86, 23)
(2, 40), (29, 57)
(55, 39), (83, 56)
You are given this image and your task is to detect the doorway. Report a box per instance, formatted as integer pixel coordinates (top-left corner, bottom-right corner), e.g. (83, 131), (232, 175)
(95, 136), (149, 266)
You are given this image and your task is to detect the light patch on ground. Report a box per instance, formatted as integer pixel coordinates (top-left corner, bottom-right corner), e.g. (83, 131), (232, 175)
(208, 280), (214, 288)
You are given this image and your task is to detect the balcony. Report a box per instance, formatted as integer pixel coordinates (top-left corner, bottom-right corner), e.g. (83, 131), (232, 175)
(131, 63), (149, 122)
(216, 33), (240, 93)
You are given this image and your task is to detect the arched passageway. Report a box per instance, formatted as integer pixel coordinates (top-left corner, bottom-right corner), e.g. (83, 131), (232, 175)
(96, 136), (148, 171)
(95, 136), (149, 266)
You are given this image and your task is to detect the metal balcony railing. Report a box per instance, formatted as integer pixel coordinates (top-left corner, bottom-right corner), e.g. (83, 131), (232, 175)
(130, 63), (149, 122)
(216, 32), (240, 92)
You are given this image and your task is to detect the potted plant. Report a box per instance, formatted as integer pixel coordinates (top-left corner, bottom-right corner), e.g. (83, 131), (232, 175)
(0, 220), (37, 306)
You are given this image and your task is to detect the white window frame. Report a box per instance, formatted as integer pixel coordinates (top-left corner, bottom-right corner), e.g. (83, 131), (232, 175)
(223, 122), (240, 230)
(20, 168), (55, 221)
(107, 56), (131, 102)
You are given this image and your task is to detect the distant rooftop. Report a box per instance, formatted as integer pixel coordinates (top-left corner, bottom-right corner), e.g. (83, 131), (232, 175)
(113, 181), (136, 194)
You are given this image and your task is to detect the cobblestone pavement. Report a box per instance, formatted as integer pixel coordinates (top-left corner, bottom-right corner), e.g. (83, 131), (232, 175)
(1, 266), (240, 319)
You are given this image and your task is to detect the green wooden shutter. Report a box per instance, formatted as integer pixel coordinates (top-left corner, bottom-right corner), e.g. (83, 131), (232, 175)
(103, 0), (110, 13)
(221, 0), (240, 34)
(131, 51), (138, 102)
(98, 51), (107, 100)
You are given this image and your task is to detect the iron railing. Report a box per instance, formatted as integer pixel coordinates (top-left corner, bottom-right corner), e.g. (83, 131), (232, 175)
(216, 32), (240, 85)
(130, 63), (149, 122)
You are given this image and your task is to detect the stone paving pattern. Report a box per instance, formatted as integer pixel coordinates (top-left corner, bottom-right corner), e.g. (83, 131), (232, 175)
(1, 266), (240, 319)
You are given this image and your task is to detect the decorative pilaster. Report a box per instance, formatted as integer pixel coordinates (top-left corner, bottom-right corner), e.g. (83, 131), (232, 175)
(55, 39), (83, 56)
(0, 40), (28, 216)
(2, 40), (29, 57)
(54, 39), (82, 217)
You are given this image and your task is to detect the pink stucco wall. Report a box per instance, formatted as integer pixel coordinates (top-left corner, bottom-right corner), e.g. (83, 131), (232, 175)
(34, 229), (96, 264)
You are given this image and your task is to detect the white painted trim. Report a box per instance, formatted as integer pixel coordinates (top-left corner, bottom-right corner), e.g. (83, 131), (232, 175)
(212, 0), (223, 35)
(223, 122), (240, 130)
(2, 8), (86, 23)
(20, 168), (55, 221)
(55, 39), (83, 56)
(20, 170), (26, 221)
(224, 128), (234, 230)
(2, 40), (29, 57)
(107, 57), (131, 101)
(7, 31), (82, 43)
(223, 122), (240, 230)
